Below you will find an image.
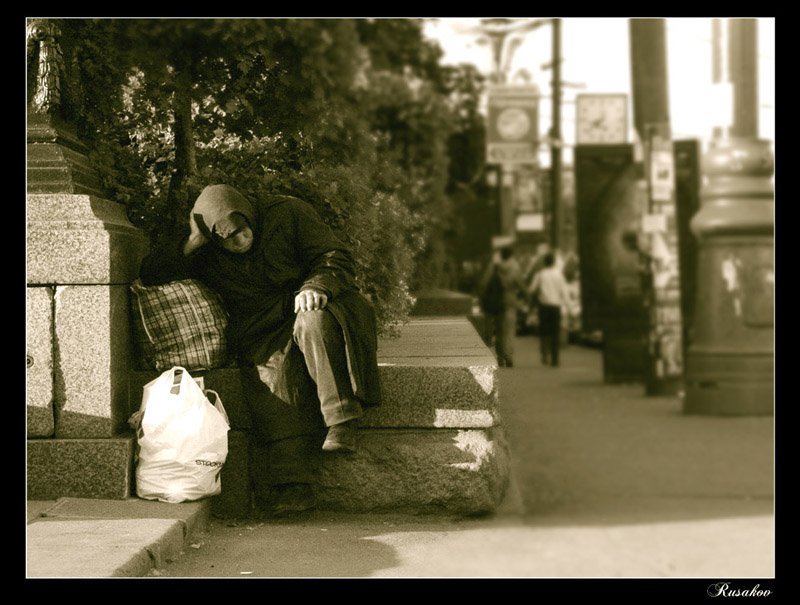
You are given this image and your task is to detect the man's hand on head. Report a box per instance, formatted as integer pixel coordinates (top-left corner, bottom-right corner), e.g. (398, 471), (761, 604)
(183, 213), (209, 255)
(294, 289), (328, 313)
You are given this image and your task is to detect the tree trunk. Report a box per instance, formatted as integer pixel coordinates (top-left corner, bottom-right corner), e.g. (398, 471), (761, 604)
(166, 72), (199, 228)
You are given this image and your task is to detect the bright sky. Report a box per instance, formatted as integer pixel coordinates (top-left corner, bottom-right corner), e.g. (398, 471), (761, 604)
(424, 17), (775, 165)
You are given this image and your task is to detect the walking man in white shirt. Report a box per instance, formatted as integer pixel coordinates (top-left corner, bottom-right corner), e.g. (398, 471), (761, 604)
(529, 252), (570, 367)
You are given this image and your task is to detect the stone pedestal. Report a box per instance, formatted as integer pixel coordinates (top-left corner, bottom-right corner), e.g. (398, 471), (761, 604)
(27, 192), (149, 497)
(26, 19), (151, 500)
(27, 193), (149, 438)
(27, 113), (105, 198)
(27, 193), (146, 285)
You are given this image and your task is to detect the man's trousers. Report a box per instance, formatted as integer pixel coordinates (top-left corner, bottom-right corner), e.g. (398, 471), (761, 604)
(538, 304), (562, 366)
(240, 308), (363, 489)
(490, 307), (518, 367)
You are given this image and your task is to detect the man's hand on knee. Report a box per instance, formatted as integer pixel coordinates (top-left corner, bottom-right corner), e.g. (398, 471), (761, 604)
(294, 289), (328, 313)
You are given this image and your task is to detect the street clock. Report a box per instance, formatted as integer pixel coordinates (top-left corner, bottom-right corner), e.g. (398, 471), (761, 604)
(575, 94), (628, 144)
(486, 84), (539, 164)
(496, 107), (532, 141)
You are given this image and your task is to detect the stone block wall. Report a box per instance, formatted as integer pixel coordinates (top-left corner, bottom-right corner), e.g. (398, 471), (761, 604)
(27, 287), (54, 438)
(27, 437), (135, 500)
(52, 285), (134, 438)
(26, 191), (150, 500)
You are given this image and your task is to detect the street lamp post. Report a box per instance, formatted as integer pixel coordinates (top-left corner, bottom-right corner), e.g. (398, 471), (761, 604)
(475, 18), (548, 84)
(683, 18), (774, 415)
(549, 18), (562, 250)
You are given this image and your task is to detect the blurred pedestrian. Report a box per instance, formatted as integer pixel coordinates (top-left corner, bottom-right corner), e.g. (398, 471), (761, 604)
(479, 237), (527, 367)
(529, 251), (570, 366)
(561, 252), (582, 341)
(521, 243), (551, 332)
(523, 242), (551, 285)
(563, 270), (582, 342)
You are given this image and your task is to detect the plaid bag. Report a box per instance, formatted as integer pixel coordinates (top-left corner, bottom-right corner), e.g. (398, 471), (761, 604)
(130, 279), (230, 372)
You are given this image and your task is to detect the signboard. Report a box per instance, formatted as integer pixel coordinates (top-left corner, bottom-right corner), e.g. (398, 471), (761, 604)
(486, 85), (539, 165)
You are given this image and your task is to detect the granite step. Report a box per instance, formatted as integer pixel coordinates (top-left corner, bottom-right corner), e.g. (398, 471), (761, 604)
(127, 318), (500, 432)
(30, 317), (510, 516)
(132, 317), (508, 516)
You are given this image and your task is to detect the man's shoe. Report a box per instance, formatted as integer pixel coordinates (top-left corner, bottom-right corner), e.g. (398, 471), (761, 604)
(322, 421), (358, 453)
(271, 483), (317, 517)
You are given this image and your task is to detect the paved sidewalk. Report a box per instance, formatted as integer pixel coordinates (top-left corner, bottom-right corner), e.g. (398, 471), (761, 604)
(26, 497), (211, 578)
(26, 335), (776, 579)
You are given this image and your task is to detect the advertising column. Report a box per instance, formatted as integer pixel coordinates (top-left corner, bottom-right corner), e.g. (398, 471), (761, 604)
(641, 127), (684, 395)
(629, 18), (684, 396)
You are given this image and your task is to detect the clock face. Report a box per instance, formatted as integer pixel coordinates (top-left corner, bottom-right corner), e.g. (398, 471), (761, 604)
(496, 107), (531, 141)
(576, 94), (628, 144)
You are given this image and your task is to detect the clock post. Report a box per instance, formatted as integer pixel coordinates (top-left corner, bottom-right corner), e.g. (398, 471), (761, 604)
(485, 84), (541, 238)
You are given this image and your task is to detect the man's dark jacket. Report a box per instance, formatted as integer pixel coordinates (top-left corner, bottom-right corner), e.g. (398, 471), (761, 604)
(138, 191), (382, 422)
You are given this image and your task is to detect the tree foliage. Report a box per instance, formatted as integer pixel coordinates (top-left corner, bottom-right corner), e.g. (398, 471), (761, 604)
(63, 18), (486, 334)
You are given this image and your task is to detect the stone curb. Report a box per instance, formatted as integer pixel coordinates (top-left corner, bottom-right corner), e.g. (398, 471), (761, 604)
(26, 497), (212, 578)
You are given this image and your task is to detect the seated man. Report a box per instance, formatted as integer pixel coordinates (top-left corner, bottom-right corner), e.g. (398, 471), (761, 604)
(139, 184), (382, 516)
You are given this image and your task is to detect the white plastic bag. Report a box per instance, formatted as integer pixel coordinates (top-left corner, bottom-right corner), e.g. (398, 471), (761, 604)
(134, 366), (230, 503)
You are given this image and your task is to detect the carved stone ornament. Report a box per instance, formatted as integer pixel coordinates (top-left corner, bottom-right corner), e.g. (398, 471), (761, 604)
(26, 18), (104, 196)
(27, 18), (67, 114)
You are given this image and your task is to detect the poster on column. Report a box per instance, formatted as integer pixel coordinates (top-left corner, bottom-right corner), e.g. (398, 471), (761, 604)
(649, 135), (675, 203)
(651, 148), (675, 202)
(486, 85), (539, 165)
